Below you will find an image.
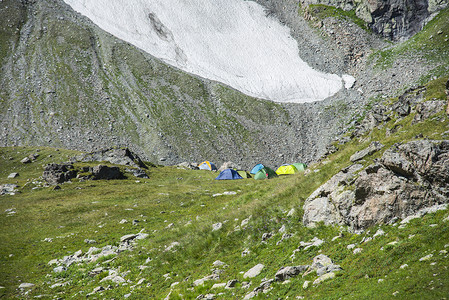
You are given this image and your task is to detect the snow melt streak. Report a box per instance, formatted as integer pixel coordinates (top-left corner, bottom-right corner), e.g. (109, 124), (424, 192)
(64, 0), (344, 103)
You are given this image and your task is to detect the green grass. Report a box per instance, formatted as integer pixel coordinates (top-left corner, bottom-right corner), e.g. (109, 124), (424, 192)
(306, 4), (370, 31)
(1, 91), (449, 298)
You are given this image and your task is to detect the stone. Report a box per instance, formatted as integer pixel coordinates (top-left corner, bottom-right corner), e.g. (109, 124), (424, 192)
(350, 141), (384, 162)
(243, 264), (264, 279)
(300, 237), (324, 250)
(212, 260), (226, 267)
(19, 283), (35, 289)
(412, 101), (446, 124)
(211, 283), (226, 289)
(419, 254), (433, 261)
(0, 184), (18, 196)
(218, 161), (241, 172)
(100, 274), (126, 284)
(304, 140), (449, 230)
(261, 232), (272, 241)
(303, 280), (310, 289)
(92, 165), (124, 180)
(311, 254), (333, 269)
(275, 265), (309, 281)
(353, 248), (363, 254)
(287, 208), (296, 217)
(7, 173), (19, 179)
(126, 168), (149, 178)
(21, 157), (31, 164)
(225, 279), (238, 288)
(73, 148), (147, 169)
(313, 272), (336, 285)
(120, 234), (138, 243)
(193, 274), (219, 286)
(212, 223), (222, 231)
(53, 266), (67, 273)
(42, 163), (77, 185)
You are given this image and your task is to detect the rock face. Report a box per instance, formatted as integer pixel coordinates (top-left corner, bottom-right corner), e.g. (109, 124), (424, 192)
(300, 0), (448, 40)
(304, 140), (449, 230)
(91, 165), (124, 180)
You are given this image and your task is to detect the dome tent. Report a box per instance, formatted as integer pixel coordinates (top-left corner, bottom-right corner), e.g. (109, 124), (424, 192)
(198, 161), (217, 171)
(237, 170), (252, 178)
(254, 167), (278, 180)
(250, 163), (265, 174)
(276, 164), (299, 175)
(215, 169), (244, 180)
(292, 163), (307, 172)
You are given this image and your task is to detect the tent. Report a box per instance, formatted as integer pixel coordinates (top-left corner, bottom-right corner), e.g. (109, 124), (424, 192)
(254, 167), (278, 180)
(250, 164), (265, 174)
(215, 169), (244, 180)
(276, 164), (298, 175)
(198, 161), (217, 171)
(237, 170), (252, 179)
(292, 163), (307, 172)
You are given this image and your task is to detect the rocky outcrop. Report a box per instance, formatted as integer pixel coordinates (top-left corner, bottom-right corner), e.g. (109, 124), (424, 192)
(72, 148), (148, 169)
(43, 163), (77, 185)
(301, 0), (448, 40)
(304, 140), (449, 230)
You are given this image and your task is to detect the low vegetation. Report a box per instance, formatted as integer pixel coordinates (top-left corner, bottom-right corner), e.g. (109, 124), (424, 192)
(1, 76), (449, 298)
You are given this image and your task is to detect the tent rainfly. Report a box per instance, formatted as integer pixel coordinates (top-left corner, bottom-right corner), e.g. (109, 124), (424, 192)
(250, 163), (265, 174)
(215, 169), (244, 180)
(254, 167), (278, 180)
(276, 164), (298, 175)
(198, 161), (217, 171)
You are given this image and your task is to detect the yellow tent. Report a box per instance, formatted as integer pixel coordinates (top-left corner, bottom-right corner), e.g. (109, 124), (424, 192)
(276, 164), (298, 175)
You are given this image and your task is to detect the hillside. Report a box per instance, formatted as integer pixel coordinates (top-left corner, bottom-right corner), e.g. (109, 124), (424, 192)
(0, 0), (447, 167)
(1, 72), (449, 298)
(1, 0), (449, 298)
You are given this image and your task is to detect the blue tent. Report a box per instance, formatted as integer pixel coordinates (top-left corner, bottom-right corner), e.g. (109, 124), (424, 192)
(250, 164), (264, 174)
(215, 169), (244, 180)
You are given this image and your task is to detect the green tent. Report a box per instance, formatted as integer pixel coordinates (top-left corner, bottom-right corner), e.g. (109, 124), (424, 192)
(254, 167), (278, 180)
(237, 170), (252, 178)
(292, 163), (307, 172)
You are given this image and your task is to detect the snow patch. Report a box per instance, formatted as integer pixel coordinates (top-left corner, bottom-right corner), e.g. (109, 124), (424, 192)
(64, 0), (346, 103)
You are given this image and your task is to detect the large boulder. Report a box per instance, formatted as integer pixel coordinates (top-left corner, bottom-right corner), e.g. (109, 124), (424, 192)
(91, 165), (124, 180)
(304, 140), (449, 230)
(73, 148), (147, 169)
(43, 163), (77, 185)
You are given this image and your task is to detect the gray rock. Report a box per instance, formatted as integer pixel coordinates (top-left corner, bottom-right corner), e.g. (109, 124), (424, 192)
(193, 274), (219, 286)
(304, 140), (449, 230)
(212, 222), (223, 231)
(1, 184), (18, 196)
(413, 100), (446, 124)
(18, 283), (35, 289)
(7, 173), (19, 179)
(126, 168), (149, 178)
(92, 165), (124, 180)
(120, 234), (138, 243)
(73, 148), (147, 169)
(261, 232), (272, 241)
(20, 157), (31, 164)
(53, 266), (67, 273)
(350, 141), (384, 162)
(225, 279), (238, 288)
(42, 163), (77, 185)
(243, 264), (264, 279)
(275, 265), (309, 281)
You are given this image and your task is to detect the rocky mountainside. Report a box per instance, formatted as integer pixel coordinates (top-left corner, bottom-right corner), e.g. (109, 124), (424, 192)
(0, 0), (447, 168)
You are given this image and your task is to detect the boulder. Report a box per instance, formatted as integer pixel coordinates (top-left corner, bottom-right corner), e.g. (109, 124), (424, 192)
(303, 140), (449, 230)
(43, 163), (77, 185)
(0, 184), (18, 195)
(275, 265), (309, 281)
(7, 173), (19, 179)
(218, 161), (241, 172)
(91, 165), (124, 180)
(412, 100), (445, 124)
(73, 148), (147, 169)
(243, 264), (264, 279)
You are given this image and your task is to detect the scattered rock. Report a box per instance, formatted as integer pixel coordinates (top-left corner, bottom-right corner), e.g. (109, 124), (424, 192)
(299, 237), (324, 250)
(73, 148), (147, 169)
(225, 279), (238, 288)
(42, 163), (77, 185)
(1, 184), (18, 196)
(18, 283), (35, 289)
(212, 223), (223, 231)
(20, 157), (31, 164)
(211, 283), (226, 289)
(303, 280), (310, 289)
(7, 173), (19, 179)
(53, 266), (67, 273)
(261, 232), (272, 241)
(92, 165), (124, 180)
(419, 254), (433, 261)
(275, 265), (309, 281)
(243, 264), (264, 279)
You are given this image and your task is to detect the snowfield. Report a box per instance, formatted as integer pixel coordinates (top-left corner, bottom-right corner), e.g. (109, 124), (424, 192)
(64, 0), (353, 103)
